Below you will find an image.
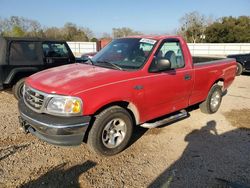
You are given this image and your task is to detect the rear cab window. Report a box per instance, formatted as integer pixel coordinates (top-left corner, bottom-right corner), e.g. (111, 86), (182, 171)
(9, 41), (40, 65)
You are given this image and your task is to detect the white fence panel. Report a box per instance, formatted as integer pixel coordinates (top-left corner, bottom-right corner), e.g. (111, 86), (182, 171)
(67, 41), (250, 58)
(188, 43), (250, 57)
(67, 42), (97, 57)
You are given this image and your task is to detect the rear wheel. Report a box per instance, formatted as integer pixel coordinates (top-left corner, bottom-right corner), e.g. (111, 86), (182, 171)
(199, 84), (222, 114)
(13, 78), (26, 100)
(236, 63), (243, 76)
(87, 106), (133, 156)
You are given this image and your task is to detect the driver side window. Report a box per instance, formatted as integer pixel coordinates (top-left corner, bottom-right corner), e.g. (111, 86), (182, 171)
(42, 42), (69, 58)
(156, 41), (185, 69)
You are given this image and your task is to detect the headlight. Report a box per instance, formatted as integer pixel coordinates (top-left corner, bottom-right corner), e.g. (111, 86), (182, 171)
(46, 96), (83, 116)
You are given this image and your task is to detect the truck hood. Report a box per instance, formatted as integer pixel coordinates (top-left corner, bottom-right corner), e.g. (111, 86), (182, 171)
(26, 63), (135, 95)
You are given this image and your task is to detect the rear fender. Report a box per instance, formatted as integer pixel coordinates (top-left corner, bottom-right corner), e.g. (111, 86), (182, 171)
(215, 79), (224, 90)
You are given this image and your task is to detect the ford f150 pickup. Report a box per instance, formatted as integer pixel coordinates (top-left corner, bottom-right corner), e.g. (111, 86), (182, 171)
(18, 35), (237, 156)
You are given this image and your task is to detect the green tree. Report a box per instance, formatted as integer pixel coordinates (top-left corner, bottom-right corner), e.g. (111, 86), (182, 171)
(62, 22), (89, 41)
(112, 27), (142, 38)
(90, 37), (98, 42)
(44, 27), (63, 39)
(11, 25), (25, 37)
(81, 27), (94, 41)
(0, 16), (94, 41)
(205, 16), (250, 43)
(0, 16), (42, 37)
(178, 11), (209, 43)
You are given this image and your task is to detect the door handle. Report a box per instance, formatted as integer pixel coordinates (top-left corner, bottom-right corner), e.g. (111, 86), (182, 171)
(184, 74), (191, 80)
(134, 85), (143, 90)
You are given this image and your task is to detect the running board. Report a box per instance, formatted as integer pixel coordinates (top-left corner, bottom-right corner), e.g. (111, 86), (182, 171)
(140, 110), (188, 129)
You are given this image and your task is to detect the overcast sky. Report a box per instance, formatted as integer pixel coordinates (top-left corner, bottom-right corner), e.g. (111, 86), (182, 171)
(1, 0), (249, 36)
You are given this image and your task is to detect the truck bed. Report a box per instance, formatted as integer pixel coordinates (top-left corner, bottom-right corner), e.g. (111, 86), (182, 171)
(189, 57), (236, 106)
(193, 56), (224, 64)
(193, 56), (235, 67)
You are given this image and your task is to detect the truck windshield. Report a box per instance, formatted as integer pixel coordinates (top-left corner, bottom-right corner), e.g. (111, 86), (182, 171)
(91, 38), (157, 70)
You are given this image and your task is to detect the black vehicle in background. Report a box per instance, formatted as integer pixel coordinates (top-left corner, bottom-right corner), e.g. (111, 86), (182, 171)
(0, 37), (76, 99)
(227, 53), (250, 75)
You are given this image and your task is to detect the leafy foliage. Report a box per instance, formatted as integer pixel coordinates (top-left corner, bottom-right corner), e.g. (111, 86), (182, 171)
(178, 12), (209, 43)
(1, 14), (250, 43)
(0, 16), (93, 41)
(112, 27), (142, 39)
(178, 12), (250, 43)
(205, 16), (250, 43)
(0, 16), (142, 41)
(0, 16), (42, 37)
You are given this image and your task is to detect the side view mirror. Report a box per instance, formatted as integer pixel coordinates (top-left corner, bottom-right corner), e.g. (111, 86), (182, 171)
(80, 55), (90, 62)
(75, 56), (89, 63)
(149, 57), (172, 72)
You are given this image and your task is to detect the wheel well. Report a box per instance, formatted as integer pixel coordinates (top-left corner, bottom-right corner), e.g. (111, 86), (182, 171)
(83, 101), (139, 143)
(94, 101), (138, 124)
(214, 79), (224, 90)
(199, 79), (225, 105)
(9, 72), (35, 85)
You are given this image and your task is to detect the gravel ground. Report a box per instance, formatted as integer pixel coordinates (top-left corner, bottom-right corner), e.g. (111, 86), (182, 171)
(0, 74), (250, 188)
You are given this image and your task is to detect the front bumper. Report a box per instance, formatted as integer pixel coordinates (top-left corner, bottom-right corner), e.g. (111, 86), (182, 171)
(18, 99), (91, 146)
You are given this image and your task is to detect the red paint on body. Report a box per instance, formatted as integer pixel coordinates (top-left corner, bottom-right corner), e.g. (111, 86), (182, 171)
(26, 36), (236, 123)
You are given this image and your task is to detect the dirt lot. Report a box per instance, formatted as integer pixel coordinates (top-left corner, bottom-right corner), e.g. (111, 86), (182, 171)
(0, 74), (250, 188)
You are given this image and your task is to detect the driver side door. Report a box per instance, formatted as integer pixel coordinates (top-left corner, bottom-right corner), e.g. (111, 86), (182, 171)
(142, 39), (193, 121)
(42, 42), (72, 68)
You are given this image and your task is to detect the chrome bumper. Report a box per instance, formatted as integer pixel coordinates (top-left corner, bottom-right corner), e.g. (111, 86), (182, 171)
(18, 99), (91, 146)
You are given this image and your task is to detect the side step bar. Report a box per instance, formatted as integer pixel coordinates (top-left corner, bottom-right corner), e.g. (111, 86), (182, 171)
(140, 110), (188, 129)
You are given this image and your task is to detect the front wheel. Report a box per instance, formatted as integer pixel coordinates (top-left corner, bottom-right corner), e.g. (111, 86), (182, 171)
(87, 106), (133, 156)
(199, 84), (222, 114)
(13, 78), (26, 100)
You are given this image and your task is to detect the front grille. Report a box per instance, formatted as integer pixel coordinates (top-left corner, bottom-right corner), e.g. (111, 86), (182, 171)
(24, 86), (45, 111)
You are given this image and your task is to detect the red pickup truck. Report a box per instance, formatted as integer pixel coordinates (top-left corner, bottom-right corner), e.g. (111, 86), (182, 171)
(18, 35), (236, 156)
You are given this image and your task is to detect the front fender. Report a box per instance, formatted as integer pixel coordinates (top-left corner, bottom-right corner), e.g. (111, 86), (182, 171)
(78, 82), (145, 124)
(4, 67), (39, 84)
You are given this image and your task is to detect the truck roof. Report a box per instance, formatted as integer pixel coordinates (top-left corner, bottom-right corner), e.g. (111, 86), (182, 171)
(0, 37), (74, 66)
(127, 35), (183, 41)
(0, 36), (66, 42)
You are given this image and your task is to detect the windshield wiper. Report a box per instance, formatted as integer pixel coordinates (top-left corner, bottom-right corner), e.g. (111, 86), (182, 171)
(87, 58), (94, 65)
(95, 61), (123, 70)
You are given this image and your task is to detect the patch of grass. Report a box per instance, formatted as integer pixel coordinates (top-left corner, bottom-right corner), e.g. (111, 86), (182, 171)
(223, 109), (250, 129)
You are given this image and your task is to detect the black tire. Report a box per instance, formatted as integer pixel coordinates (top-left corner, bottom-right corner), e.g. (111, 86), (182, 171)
(13, 78), (26, 100)
(199, 84), (222, 114)
(236, 62), (243, 76)
(88, 106), (133, 156)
